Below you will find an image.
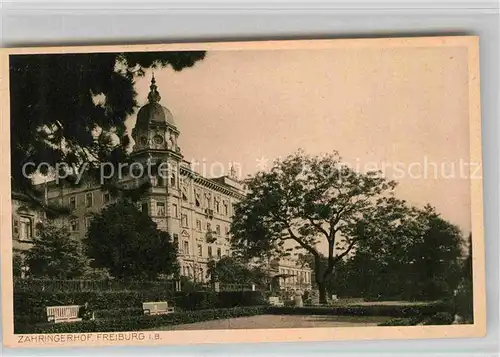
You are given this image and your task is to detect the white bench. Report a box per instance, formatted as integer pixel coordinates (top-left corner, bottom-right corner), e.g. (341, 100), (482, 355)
(143, 301), (175, 315)
(268, 296), (284, 307)
(46, 305), (83, 323)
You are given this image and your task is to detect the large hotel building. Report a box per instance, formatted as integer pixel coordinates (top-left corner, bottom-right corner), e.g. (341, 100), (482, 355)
(12, 76), (312, 291)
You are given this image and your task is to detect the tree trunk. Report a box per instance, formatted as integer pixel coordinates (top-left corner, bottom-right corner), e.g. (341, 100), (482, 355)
(318, 281), (328, 304)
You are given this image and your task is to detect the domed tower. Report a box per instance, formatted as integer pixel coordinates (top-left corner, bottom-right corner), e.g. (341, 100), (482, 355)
(132, 74), (180, 154)
(129, 74), (183, 235)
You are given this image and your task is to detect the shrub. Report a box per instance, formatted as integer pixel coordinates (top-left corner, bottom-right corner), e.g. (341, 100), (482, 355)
(378, 317), (420, 326)
(216, 291), (266, 308)
(422, 312), (454, 325)
(93, 307), (144, 320)
(265, 302), (452, 318)
(453, 279), (474, 322)
(15, 306), (267, 334)
(173, 291), (217, 311)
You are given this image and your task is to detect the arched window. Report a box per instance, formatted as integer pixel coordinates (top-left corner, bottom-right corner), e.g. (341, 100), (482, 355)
(19, 216), (33, 241)
(170, 172), (176, 187)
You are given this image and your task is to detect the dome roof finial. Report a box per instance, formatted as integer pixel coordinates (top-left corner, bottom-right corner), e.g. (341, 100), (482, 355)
(147, 72), (161, 103)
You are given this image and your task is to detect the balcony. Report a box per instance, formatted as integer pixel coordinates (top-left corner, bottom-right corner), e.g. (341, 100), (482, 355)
(205, 231), (217, 244)
(205, 208), (214, 219)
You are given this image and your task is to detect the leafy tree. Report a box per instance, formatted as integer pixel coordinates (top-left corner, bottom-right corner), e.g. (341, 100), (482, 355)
(349, 205), (464, 300)
(230, 150), (405, 303)
(25, 223), (88, 279)
(84, 200), (178, 280)
(297, 252), (351, 298)
(10, 51), (206, 212)
(207, 256), (270, 288)
(12, 252), (24, 278)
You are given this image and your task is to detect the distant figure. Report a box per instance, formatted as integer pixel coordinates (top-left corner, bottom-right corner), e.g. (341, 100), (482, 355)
(294, 291), (304, 307)
(80, 302), (94, 321)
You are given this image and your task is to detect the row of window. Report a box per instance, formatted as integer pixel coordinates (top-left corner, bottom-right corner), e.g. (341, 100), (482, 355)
(177, 238), (226, 258)
(279, 269), (311, 284)
(69, 216), (93, 232)
(181, 265), (206, 281)
(141, 201), (229, 236)
(69, 192), (111, 210)
(190, 194), (230, 216)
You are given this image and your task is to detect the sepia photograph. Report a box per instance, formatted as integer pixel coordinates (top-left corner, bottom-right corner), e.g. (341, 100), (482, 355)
(1, 37), (485, 347)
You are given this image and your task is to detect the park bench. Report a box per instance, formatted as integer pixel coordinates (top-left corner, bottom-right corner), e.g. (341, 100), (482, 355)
(142, 301), (175, 315)
(268, 296), (284, 307)
(46, 305), (83, 323)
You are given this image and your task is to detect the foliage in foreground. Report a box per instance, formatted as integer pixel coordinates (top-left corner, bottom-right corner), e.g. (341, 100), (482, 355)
(10, 51), (206, 213)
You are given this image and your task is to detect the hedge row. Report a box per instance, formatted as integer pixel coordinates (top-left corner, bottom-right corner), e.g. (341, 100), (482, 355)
(15, 306), (267, 334)
(265, 302), (453, 318)
(378, 312), (456, 326)
(14, 290), (265, 325)
(14, 290), (168, 314)
(15, 304), (455, 334)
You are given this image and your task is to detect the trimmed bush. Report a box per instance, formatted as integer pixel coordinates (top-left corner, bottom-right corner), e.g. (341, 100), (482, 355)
(15, 306), (267, 334)
(93, 307), (144, 320)
(216, 291), (266, 308)
(173, 291), (217, 311)
(14, 290), (265, 314)
(14, 290), (173, 314)
(265, 302), (452, 318)
(13, 289), (266, 329)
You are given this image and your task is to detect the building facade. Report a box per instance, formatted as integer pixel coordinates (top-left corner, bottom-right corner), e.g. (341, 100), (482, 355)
(17, 76), (312, 290)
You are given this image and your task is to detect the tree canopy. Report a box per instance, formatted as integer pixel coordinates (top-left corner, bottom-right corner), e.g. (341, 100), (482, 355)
(10, 51), (206, 212)
(230, 150), (465, 303)
(83, 200), (179, 280)
(24, 223), (88, 279)
(207, 256), (270, 288)
(323, 206), (464, 301)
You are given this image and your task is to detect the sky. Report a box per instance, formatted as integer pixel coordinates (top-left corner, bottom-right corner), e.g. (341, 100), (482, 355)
(125, 45), (473, 235)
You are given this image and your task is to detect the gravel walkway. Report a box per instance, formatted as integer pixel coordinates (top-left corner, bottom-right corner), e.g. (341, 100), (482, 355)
(150, 314), (390, 331)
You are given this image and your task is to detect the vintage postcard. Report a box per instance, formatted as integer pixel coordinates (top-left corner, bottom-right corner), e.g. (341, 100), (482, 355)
(0, 36), (485, 348)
